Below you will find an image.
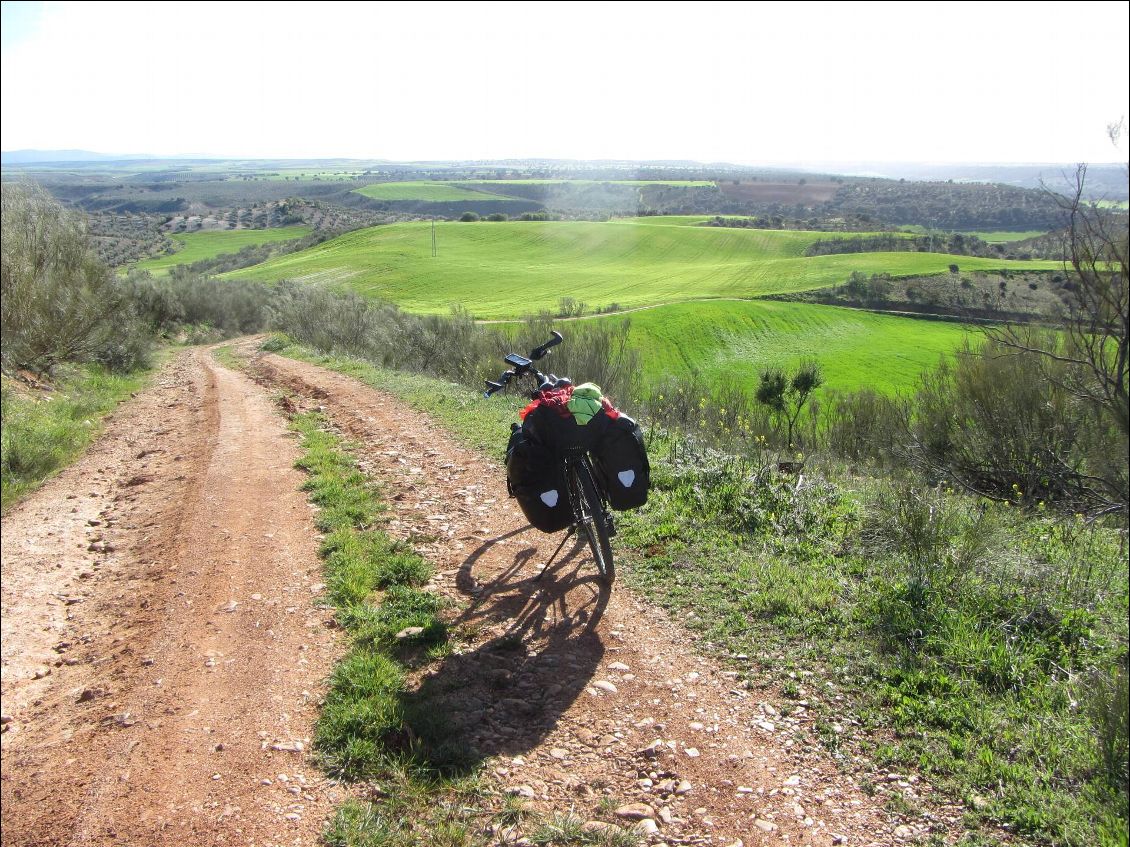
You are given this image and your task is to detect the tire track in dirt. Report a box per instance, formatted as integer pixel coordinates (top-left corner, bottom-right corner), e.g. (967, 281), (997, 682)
(248, 345), (953, 846)
(2, 348), (343, 846)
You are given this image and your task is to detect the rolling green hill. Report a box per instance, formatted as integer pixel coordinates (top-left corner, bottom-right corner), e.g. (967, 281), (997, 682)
(354, 181), (520, 201)
(461, 179), (715, 187)
(132, 226), (312, 274)
(226, 219), (1061, 319)
(615, 299), (977, 395)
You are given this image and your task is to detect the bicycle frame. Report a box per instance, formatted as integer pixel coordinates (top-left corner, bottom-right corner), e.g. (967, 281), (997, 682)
(538, 449), (615, 584)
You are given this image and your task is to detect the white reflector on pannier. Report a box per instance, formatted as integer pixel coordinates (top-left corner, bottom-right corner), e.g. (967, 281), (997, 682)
(617, 470), (636, 488)
(540, 489), (560, 507)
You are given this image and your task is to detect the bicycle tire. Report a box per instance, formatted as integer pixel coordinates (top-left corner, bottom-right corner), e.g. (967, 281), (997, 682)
(571, 458), (615, 585)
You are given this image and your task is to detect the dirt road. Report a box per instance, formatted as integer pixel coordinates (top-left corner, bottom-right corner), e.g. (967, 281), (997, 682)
(2, 349), (342, 846)
(2, 343), (949, 845)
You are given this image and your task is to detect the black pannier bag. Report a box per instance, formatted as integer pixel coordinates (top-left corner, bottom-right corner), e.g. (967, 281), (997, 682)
(592, 415), (650, 511)
(521, 401), (610, 453)
(505, 428), (573, 533)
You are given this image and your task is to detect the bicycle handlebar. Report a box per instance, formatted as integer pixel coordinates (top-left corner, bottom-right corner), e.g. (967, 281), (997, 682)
(484, 332), (563, 398)
(531, 331), (563, 360)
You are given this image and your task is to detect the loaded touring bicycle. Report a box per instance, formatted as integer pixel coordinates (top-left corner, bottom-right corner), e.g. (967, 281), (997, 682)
(485, 332), (650, 586)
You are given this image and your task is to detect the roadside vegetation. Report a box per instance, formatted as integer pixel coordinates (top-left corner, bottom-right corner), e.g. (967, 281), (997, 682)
(0, 366), (148, 510)
(1, 182), (158, 508)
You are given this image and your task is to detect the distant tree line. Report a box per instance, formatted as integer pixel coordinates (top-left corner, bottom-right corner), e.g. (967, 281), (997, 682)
(803, 232), (1029, 259)
(702, 214), (894, 232)
(826, 179), (1065, 230)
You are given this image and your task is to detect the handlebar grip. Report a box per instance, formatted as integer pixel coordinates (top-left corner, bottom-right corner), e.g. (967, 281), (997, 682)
(531, 331), (563, 360)
(483, 371), (515, 398)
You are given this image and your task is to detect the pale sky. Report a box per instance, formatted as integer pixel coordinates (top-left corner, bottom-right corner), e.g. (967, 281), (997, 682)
(2, 0), (1128, 165)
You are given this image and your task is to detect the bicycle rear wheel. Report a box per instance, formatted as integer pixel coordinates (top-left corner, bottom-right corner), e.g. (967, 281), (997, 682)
(571, 458), (615, 585)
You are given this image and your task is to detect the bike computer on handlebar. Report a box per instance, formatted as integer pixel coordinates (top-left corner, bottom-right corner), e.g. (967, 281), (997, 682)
(484, 333), (564, 398)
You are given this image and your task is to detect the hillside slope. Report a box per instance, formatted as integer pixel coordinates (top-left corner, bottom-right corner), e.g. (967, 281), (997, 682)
(226, 219), (1060, 318)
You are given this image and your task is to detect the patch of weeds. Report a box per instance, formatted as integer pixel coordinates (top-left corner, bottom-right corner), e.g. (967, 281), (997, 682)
(211, 344), (242, 371)
(323, 798), (394, 847)
(315, 651), (407, 780)
(260, 332), (291, 353)
(885, 791), (924, 818)
(290, 411), (476, 831)
(493, 632), (525, 652)
(528, 813), (641, 846)
(527, 812), (589, 844)
(496, 794), (532, 826)
(2, 364), (153, 511)
(815, 720), (842, 753)
(321, 770), (497, 847)
(348, 585), (447, 651)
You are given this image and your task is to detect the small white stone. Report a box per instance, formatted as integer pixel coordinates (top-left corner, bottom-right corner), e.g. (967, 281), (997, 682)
(614, 802), (655, 821)
(636, 818), (660, 835)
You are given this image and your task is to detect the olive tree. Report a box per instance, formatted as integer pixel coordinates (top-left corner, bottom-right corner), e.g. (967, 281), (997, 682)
(755, 361), (823, 450)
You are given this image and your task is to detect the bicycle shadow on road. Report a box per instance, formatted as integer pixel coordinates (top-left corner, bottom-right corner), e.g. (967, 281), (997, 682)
(404, 524), (611, 772)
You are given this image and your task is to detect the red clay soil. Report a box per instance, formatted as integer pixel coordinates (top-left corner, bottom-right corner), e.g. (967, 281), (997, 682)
(2, 342), (959, 846)
(2, 349), (342, 846)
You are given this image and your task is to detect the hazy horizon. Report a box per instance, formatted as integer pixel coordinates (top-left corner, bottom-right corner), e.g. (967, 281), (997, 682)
(3, 149), (1127, 170)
